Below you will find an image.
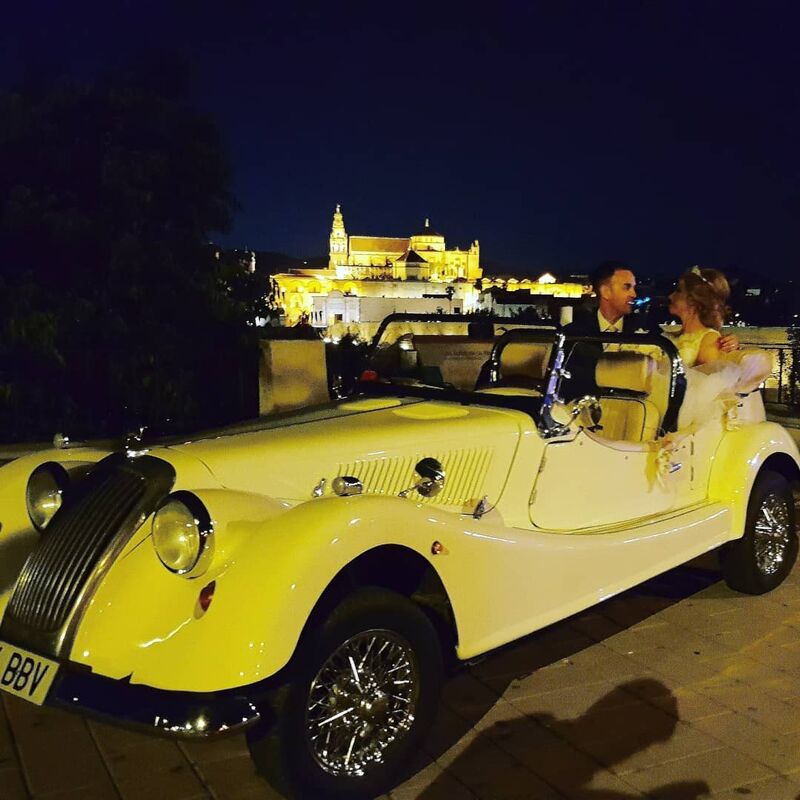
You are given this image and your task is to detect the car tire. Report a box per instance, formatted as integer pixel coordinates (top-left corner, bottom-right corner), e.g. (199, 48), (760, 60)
(247, 587), (444, 800)
(721, 470), (798, 595)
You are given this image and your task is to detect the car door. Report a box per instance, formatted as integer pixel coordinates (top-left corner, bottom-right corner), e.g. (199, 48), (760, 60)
(529, 428), (692, 530)
(528, 331), (692, 531)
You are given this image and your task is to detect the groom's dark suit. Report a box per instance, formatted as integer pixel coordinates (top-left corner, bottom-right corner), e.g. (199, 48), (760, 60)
(560, 309), (656, 399)
(562, 308), (647, 337)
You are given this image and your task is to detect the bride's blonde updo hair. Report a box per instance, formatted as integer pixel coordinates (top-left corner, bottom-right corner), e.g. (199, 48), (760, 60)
(679, 267), (731, 330)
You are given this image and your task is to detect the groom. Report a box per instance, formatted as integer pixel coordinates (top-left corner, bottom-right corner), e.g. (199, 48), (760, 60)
(565, 261), (644, 337)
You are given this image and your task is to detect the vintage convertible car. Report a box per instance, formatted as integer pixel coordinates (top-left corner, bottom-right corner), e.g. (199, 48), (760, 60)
(0, 313), (797, 799)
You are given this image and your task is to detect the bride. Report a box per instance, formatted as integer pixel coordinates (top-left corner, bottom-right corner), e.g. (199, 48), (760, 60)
(665, 267), (768, 430)
(666, 266), (731, 367)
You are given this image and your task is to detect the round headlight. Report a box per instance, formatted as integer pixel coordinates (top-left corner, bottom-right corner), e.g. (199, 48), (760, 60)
(152, 492), (213, 576)
(26, 463), (69, 531)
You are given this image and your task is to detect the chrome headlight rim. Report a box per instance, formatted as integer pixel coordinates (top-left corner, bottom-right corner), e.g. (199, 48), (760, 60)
(26, 462), (70, 531)
(151, 491), (214, 578)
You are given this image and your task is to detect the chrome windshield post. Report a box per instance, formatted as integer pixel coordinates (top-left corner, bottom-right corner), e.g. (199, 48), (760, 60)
(537, 332), (572, 439)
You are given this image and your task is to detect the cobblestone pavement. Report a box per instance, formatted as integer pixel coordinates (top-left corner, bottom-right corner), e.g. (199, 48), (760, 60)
(4, 555), (800, 800)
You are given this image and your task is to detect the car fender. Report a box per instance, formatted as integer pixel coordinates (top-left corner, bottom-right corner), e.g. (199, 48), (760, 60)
(71, 492), (457, 693)
(707, 422), (800, 537)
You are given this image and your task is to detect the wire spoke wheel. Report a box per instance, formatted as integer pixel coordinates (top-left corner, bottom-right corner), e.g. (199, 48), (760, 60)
(247, 588), (443, 799)
(722, 470), (798, 595)
(305, 629), (420, 778)
(753, 491), (792, 576)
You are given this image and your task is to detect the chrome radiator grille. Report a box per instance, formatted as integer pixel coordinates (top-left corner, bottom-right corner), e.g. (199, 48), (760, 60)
(2, 453), (175, 658)
(7, 468), (146, 633)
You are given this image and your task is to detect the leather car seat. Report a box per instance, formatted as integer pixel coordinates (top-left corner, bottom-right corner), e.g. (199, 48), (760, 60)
(594, 352), (661, 442)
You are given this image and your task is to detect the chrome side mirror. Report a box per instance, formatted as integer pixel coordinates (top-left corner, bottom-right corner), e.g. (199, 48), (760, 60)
(399, 457), (445, 499)
(572, 396), (603, 430)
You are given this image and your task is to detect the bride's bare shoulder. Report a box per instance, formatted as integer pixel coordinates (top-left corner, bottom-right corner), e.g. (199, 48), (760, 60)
(697, 329), (722, 364)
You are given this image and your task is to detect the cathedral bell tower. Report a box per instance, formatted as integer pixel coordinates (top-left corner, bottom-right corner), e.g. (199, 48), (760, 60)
(329, 204), (348, 272)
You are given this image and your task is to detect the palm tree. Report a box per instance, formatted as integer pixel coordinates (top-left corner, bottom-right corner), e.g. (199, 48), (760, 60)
(445, 284), (455, 313)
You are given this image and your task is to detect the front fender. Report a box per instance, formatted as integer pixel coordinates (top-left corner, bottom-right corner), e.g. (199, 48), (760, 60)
(708, 421), (800, 537)
(70, 493), (455, 693)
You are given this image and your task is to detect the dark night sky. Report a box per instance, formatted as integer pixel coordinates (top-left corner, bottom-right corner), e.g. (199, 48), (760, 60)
(3, 1), (800, 278)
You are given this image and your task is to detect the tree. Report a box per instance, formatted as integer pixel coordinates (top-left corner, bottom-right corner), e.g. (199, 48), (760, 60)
(788, 323), (800, 406)
(214, 247), (277, 326)
(445, 284), (455, 313)
(0, 57), (254, 440)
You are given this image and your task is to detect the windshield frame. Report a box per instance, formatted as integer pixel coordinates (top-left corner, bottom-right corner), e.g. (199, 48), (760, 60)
(361, 314), (687, 436)
(562, 331), (686, 435)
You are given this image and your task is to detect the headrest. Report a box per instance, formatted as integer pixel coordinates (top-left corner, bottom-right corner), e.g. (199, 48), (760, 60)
(595, 351), (655, 393)
(499, 342), (552, 378)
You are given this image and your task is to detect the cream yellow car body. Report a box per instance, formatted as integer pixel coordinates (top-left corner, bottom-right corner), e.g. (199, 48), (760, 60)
(2, 319), (799, 799)
(1, 391), (797, 694)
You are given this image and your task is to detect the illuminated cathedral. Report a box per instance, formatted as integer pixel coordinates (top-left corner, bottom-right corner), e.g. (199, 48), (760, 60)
(327, 204), (482, 282)
(271, 206), (589, 335)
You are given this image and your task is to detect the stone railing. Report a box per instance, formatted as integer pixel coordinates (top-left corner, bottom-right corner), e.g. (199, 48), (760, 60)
(741, 343), (797, 406)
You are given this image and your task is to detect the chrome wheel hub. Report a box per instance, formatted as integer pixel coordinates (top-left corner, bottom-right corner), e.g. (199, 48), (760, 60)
(305, 630), (419, 777)
(754, 492), (792, 576)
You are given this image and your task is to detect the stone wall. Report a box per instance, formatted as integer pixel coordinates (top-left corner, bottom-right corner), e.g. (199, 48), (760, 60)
(258, 339), (329, 415)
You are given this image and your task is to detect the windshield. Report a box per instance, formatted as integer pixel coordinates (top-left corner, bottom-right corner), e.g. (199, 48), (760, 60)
(364, 314), (556, 392)
(357, 316), (685, 437)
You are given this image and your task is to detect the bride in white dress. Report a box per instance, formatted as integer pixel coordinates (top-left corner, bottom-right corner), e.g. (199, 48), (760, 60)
(664, 267), (763, 430)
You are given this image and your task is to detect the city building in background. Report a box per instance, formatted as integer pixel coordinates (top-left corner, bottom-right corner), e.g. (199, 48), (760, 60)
(271, 206), (592, 338)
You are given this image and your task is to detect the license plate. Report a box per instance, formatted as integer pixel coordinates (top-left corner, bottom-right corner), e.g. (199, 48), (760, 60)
(0, 640), (59, 706)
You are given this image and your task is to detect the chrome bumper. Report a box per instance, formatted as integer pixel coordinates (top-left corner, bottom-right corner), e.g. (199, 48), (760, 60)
(47, 666), (269, 739)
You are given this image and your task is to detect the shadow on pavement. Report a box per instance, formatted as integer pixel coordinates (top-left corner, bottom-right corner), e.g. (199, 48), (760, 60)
(404, 560), (725, 798)
(420, 679), (710, 799)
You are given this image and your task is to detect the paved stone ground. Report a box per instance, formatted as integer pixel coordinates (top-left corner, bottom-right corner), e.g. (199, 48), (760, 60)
(4, 554), (800, 799)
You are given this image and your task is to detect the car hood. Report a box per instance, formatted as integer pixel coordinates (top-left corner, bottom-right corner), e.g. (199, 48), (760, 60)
(159, 396), (524, 511)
